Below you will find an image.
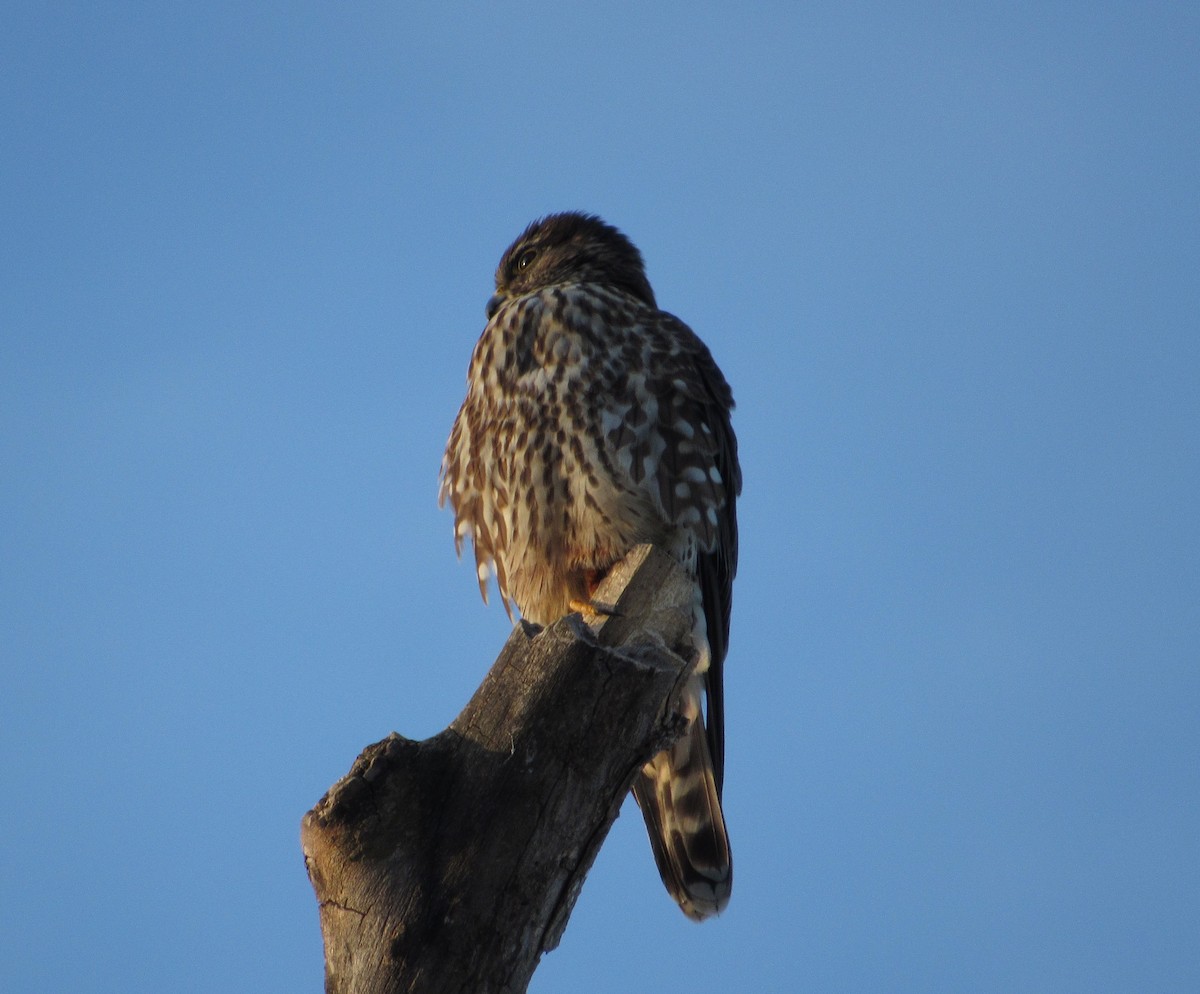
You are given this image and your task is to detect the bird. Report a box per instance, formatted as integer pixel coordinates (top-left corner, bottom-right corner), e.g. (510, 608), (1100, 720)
(439, 211), (740, 920)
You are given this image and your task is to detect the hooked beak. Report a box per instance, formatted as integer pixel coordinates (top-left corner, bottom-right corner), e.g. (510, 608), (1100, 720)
(485, 292), (506, 320)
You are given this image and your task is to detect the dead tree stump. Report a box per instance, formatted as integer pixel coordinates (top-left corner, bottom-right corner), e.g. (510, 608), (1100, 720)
(301, 545), (696, 994)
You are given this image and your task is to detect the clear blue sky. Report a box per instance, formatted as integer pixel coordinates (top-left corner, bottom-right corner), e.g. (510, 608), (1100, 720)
(3, 4), (1197, 992)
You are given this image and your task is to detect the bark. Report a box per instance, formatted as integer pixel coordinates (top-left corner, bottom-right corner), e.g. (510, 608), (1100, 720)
(301, 544), (696, 994)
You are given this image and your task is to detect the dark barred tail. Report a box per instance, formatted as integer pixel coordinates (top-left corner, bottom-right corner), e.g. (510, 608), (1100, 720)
(632, 678), (732, 920)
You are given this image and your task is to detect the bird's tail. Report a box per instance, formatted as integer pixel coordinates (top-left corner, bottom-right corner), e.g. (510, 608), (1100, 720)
(632, 675), (732, 920)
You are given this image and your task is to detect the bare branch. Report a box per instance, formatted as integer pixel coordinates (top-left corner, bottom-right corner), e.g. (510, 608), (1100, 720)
(301, 545), (694, 994)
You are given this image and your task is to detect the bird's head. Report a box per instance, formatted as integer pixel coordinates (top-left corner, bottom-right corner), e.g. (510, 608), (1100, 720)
(487, 212), (656, 319)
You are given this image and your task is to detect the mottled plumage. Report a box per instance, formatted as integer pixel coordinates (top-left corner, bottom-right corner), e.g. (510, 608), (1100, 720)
(440, 212), (740, 920)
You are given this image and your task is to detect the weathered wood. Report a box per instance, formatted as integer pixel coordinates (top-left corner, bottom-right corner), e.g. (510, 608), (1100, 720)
(301, 544), (696, 994)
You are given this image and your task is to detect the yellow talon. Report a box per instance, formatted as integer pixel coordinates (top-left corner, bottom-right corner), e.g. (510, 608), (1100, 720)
(569, 597), (620, 618)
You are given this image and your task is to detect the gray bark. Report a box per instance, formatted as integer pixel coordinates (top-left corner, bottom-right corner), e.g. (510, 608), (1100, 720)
(301, 545), (696, 994)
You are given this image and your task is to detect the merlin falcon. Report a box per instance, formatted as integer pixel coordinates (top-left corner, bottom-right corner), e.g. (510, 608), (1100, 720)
(439, 212), (740, 920)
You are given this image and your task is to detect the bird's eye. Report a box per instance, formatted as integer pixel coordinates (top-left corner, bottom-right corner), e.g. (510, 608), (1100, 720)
(516, 248), (537, 272)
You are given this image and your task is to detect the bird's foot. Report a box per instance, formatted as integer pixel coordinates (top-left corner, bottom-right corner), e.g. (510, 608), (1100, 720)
(569, 597), (621, 619)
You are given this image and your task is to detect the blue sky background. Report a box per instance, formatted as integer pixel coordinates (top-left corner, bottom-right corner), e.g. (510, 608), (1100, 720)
(3, 3), (1197, 991)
